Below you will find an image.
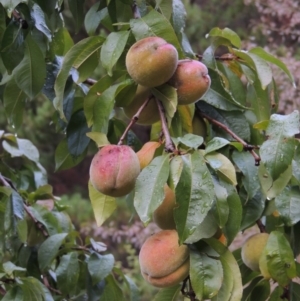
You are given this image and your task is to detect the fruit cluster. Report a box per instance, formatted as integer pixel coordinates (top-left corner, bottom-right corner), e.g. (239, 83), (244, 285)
(89, 37), (212, 288)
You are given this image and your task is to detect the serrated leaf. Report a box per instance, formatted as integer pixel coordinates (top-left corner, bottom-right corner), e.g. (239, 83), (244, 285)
(275, 186), (300, 226)
(88, 181), (116, 227)
(232, 151), (260, 199)
(87, 253), (114, 285)
(249, 47), (295, 86)
(190, 250), (223, 300)
(205, 152), (237, 185)
(38, 233), (68, 271)
(130, 9), (183, 57)
(56, 252), (80, 295)
(13, 33), (46, 99)
(3, 78), (26, 129)
(260, 111), (299, 181)
(174, 151), (215, 243)
(205, 138), (230, 154)
(134, 155), (170, 224)
(259, 231), (296, 286)
(208, 27), (241, 48)
(54, 36), (104, 120)
(85, 3), (108, 36)
(101, 31), (130, 76)
(233, 49), (273, 89)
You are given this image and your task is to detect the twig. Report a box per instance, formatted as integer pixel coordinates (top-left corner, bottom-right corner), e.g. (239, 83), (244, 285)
(132, 1), (141, 19)
(196, 108), (261, 165)
(118, 96), (152, 145)
(155, 99), (176, 153)
(12, 10), (28, 29)
(196, 53), (238, 61)
(0, 174), (49, 237)
(43, 275), (62, 295)
(281, 286), (290, 300)
(0, 286), (6, 296)
(83, 78), (97, 85)
(256, 219), (266, 233)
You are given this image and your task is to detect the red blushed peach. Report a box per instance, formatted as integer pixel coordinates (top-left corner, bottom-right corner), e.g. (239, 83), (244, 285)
(139, 230), (190, 288)
(169, 59), (211, 105)
(126, 37), (178, 88)
(89, 145), (140, 197)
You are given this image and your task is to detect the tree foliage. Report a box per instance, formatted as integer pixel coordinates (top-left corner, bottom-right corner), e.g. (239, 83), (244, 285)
(0, 0), (299, 300)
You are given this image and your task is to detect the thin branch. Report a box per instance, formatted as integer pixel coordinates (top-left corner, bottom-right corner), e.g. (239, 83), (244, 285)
(42, 275), (62, 295)
(281, 286), (290, 300)
(132, 1), (141, 19)
(196, 108), (261, 165)
(118, 96), (152, 145)
(256, 219), (266, 233)
(155, 99), (176, 153)
(83, 78), (97, 85)
(0, 286), (6, 296)
(196, 53), (238, 61)
(12, 10), (28, 29)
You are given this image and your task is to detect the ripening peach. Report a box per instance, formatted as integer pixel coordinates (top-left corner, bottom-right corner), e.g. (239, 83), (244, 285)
(89, 145), (140, 197)
(123, 85), (160, 125)
(139, 230), (189, 288)
(126, 37), (178, 87)
(169, 59), (211, 105)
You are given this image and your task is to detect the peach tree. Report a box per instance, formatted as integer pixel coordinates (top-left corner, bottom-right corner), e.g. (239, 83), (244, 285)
(0, 0), (299, 300)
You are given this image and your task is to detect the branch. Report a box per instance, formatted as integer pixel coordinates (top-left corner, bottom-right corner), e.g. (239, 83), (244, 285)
(132, 1), (141, 19)
(196, 108), (261, 166)
(83, 78), (97, 85)
(281, 286), (290, 300)
(155, 99), (176, 153)
(12, 10), (28, 29)
(256, 219), (266, 233)
(118, 96), (152, 145)
(196, 53), (238, 61)
(0, 174), (49, 237)
(42, 275), (62, 295)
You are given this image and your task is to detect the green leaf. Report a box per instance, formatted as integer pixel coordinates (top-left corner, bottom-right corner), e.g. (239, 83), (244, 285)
(100, 274), (126, 301)
(87, 253), (115, 285)
(233, 49), (273, 89)
(55, 138), (87, 171)
(50, 27), (74, 57)
(1, 286), (23, 301)
(86, 132), (110, 147)
(290, 282), (300, 301)
(31, 4), (51, 41)
(134, 155), (170, 224)
(67, 110), (90, 157)
(19, 277), (46, 301)
(174, 151), (215, 243)
(13, 33), (46, 99)
(3, 78), (26, 129)
(260, 231), (296, 286)
(204, 238), (243, 301)
(130, 9), (183, 57)
(208, 27), (241, 48)
(190, 249), (223, 299)
(3, 261), (26, 275)
(151, 84), (177, 125)
(232, 151), (260, 199)
(205, 138), (230, 154)
(38, 233), (68, 271)
(212, 181), (229, 228)
(101, 31), (130, 76)
(168, 155), (184, 190)
(2, 0), (28, 17)
(260, 111), (299, 181)
(54, 36), (104, 120)
(275, 186), (300, 226)
(269, 286), (284, 301)
(249, 279), (270, 301)
(56, 252), (80, 295)
(85, 4), (108, 36)
(68, 0), (85, 33)
(88, 181), (116, 227)
(249, 47), (295, 86)
(177, 134), (203, 150)
(153, 284), (181, 301)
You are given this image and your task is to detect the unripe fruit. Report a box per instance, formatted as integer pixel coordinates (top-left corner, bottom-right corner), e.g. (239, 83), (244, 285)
(139, 230), (189, 288)
(153, 185), (176, 230)
(192, 115), (207, 138)
(169, 59), (211, 105)
(241, 233), (269, 272)
(89, 145), (140, 197)
(126, 37), (178, 87)
(123, 85), (160, 125)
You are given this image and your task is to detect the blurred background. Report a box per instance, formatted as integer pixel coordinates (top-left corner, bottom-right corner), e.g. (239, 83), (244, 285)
(0, 0), (299, 299)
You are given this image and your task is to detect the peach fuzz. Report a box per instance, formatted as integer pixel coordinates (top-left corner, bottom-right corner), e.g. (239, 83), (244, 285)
(139, 230), (190, 287)
(89, 145), (140, 197)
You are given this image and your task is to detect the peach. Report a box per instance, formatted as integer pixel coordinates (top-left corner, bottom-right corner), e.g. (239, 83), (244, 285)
(123, 85), (160, 125)
(169, 59), (211, 105)
(89, 145), (140, 197)
(126, 37), (178, 87)
(153, 185), (177, 230)
(139, 230), (189, 288)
